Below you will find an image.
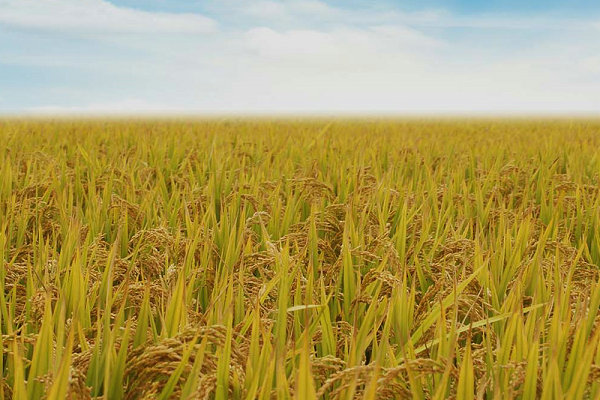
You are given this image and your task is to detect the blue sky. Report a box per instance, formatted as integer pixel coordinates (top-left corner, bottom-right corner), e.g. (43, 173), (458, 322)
(1, 0), (599, 114)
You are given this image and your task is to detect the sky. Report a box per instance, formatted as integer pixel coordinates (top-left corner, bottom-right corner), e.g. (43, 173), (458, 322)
(0, 0), (599, 114)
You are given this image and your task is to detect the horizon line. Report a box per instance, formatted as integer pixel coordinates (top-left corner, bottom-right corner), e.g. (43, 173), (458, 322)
(2, 110), (600, 120)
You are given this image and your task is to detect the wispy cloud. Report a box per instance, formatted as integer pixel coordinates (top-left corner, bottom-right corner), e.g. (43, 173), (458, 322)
(230, 0), (599, 31)
(27, 99), (185, 115)
(0, 0), (217, 34)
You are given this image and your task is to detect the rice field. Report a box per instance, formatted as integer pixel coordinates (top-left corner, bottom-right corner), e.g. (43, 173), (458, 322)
(1, 118), (600, 399)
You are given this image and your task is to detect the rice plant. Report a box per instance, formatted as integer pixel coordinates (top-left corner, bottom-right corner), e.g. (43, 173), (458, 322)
(1, 118), (600, 399)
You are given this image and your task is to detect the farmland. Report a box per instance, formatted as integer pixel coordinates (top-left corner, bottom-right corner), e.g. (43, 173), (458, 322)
(1, 119), (600, 399)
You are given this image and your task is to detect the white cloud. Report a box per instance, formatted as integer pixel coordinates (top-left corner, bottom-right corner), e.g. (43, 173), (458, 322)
(0, 0), (217, 34)
(582, 55), (600, 73)
(1, 0), (599, 113)
(243, 25), (438, 71)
